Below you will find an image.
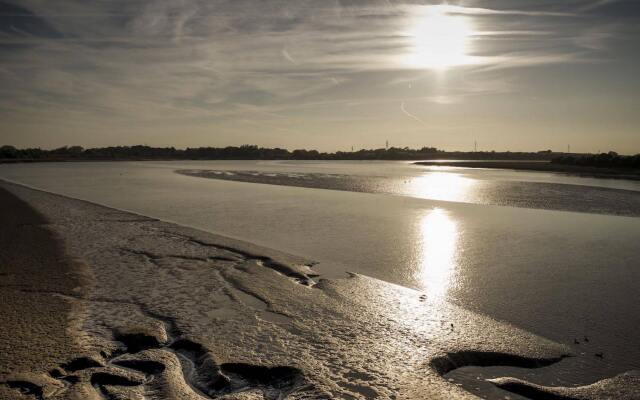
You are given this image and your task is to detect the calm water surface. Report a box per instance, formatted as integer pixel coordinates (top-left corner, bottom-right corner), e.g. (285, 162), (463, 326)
(1, 160), (639, 388)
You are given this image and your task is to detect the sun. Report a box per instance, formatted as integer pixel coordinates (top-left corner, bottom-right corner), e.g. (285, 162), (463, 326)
(406, 5), (475, 70)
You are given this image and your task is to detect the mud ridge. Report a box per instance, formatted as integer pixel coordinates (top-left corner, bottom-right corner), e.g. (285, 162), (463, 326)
(168, 231), (317, 286)
(224, 282), (294, 324)
(96, 218), (158, 223)
(121, 248), (240, 266)
(430, 351), (569, 375)
(489, 378), (577, 400)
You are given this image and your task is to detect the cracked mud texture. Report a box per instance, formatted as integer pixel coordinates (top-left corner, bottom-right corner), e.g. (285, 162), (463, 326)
(1, 181), (638, 399)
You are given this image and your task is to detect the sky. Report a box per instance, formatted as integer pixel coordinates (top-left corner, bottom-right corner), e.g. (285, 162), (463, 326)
(0, 0), (639, 153)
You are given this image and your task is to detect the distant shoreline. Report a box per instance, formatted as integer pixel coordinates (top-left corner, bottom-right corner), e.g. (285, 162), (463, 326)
(414, 160), (640, 181)
(3, 157), (640, 181)
(0, 158), (185, 164)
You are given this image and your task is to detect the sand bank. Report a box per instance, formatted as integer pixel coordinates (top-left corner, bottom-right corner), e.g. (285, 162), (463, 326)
(1, 181), (637, 399)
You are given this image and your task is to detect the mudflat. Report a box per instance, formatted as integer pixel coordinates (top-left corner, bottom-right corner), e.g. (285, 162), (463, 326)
(1, 181), (638, 400)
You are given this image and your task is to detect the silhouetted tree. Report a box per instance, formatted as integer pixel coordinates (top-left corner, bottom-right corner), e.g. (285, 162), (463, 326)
(1, 144), (578, 162)
(553, 152), (640, 169)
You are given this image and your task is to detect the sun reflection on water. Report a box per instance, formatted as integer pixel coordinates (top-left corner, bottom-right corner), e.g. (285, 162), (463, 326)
(407, 171), (477, 202)
(416, 208), (459, 300)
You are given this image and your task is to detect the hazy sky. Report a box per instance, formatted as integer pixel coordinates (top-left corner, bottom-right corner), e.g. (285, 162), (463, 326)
(1, 0), (639, 153)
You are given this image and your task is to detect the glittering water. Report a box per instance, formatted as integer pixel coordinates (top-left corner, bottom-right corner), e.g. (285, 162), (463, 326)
(177, 167), (640, 217)
(1, 160), (639, 386)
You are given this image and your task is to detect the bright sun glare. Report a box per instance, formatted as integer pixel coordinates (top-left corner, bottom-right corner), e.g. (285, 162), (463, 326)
(417, 208), (459, 300)
(407, 5), (474, 69)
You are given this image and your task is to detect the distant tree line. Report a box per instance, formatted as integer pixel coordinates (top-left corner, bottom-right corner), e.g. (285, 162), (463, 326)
(1, 144), (564, 162)
(552, 152), (640, 169)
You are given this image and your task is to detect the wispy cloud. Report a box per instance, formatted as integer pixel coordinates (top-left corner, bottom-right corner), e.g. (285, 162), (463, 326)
(0, 0), (637, 150)
(434, 5), (576, 17)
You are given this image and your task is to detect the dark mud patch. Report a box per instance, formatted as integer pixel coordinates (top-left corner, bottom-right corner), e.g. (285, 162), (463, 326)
(112, 359), (166, 375)
(61, 356), (103, 372)
(222, 363), (304, 387)
(114, 331), (164, 353)
(169, 338), (210, 361)
(90, 372), (144, 387)
(5, 381), (43, 400)
(60, 375), (80, 384)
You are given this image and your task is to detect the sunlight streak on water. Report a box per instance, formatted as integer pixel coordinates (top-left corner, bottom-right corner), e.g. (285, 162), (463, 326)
(416, 208), (459, 300)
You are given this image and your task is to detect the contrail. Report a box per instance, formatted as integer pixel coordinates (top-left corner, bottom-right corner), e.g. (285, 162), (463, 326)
(400, 101), (424, 124)
(281, 48), (298, 65)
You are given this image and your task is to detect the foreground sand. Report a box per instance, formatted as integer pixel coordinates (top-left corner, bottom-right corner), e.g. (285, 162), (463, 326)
(1, 181), (638, 399)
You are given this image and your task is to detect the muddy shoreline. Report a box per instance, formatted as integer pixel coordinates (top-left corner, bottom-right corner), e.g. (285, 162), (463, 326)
(1, 181), (638, 399)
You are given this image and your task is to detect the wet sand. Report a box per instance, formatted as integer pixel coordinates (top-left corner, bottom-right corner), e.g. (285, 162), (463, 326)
(0, 188), (92, 399)
(1, 181), (638, 399)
